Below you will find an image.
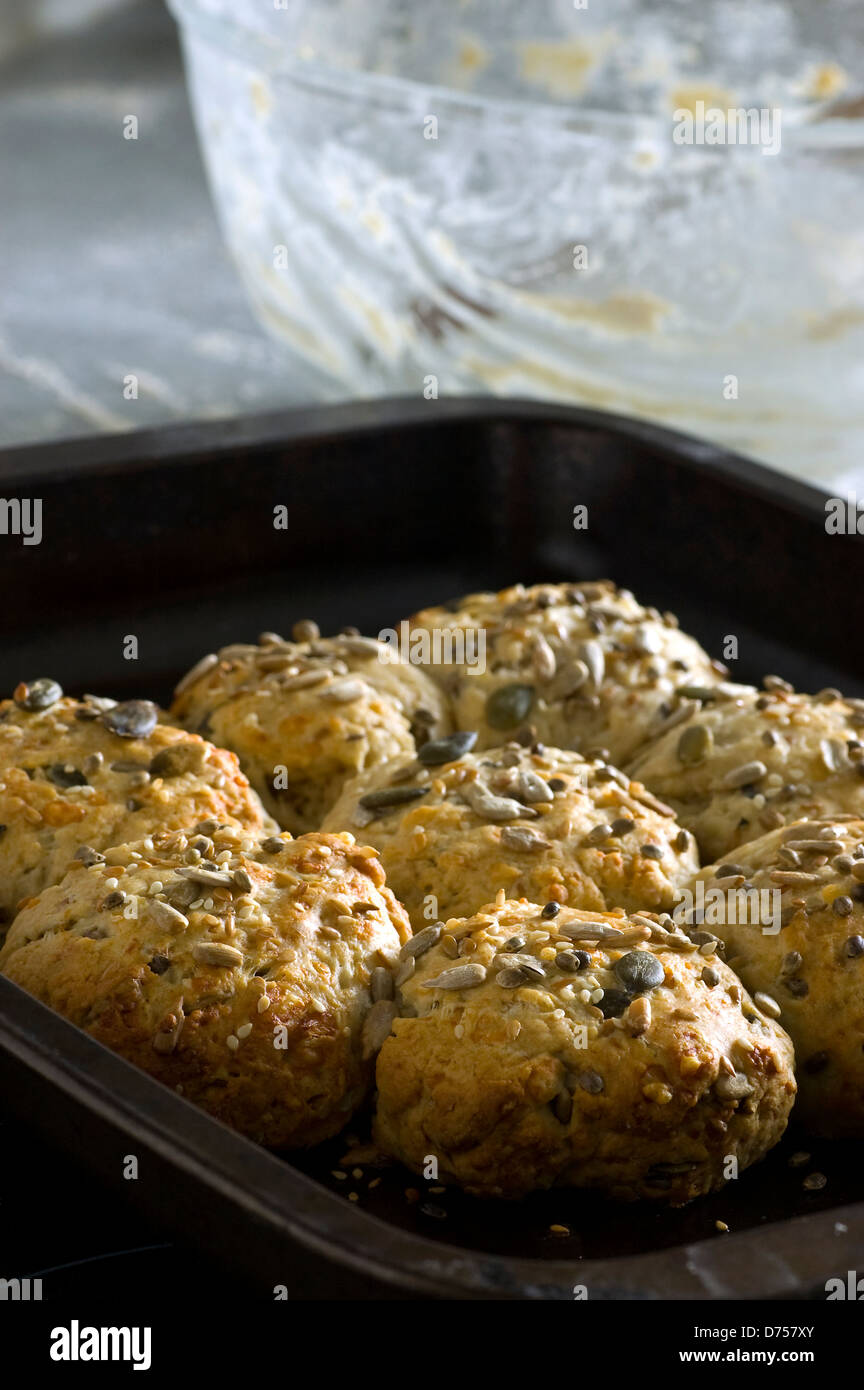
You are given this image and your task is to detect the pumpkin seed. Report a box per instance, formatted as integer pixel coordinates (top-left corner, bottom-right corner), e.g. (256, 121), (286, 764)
(149, 742), (204, 779)
(496, 967), (532, 988)
(47, 764), (87, 789)
(101, 700), (158, 740)
(418, 731), (477, 766)
(596, 988), (632, 1018)
(577, 1069), (605, 1094)
(485, 683), (535, 730)
(614, 950), (665, 993)
(359, 786), (430, 811)
(16, 678), (63, 711)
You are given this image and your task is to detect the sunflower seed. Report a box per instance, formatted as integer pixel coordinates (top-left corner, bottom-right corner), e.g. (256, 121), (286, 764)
(633, 624), (662, 656)
(278, 669), (331, 692)
(820, 738), (849, 773)
(400, 923), (443, 960)
(336, 635), (381, 656)
(557, 919), (621, 941)
(485, 683), (535, 730)
(176, 866), (235, 888)
(530, 635), (557, 682)
(611, 817), (636, 836)
(361, 1000), (397, 1058)
(553, 1091), (573, 1124)
(721, 760), (767, 789)
(393, 954), (417, 992)
(579, 640), (605, 687)
(193, 941), (243, 967)
(101, 700), (158, 740)
(495, 953), (545, 977)
(148, 899), (189, 931)
(418, 730), (477, 765)
(173, 653), (218, 697)
(15, 678), (63, 712)
(371, 966), (394, 1002)
(677, 723), (713, 765)
(754, 991), (781, 1018)
(232, 868), (253, 893)
(292, 619), (320, 642)
(359, 785), (430, 811)
(320, 678), (367, 703)
(715, 1073), (754, 1100)
(421, 963), (487, 990)
(461, 780), (530, 823)
(261, 836), (284, 853)
(500, 826), (549, 853)
(558, 660), (589, 697)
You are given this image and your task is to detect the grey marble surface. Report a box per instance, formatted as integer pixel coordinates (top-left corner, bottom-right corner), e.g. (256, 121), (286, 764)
(0, 0), (331, 449)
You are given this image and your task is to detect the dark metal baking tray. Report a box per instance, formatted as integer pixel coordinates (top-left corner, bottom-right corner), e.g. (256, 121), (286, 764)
(1, 396), (863, 1300)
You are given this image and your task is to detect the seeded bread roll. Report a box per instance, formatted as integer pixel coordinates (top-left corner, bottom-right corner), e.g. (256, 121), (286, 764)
(170, 629), (451, 834)
(627, 684), (864, 864)
(321, 736), (698, 929)
(402, 581), (724, 766)
(373, 899), (795, 1201)
(0, 682), (274, 930)
(684, 818), (864, 1137)
(0, 825), (410, 1148)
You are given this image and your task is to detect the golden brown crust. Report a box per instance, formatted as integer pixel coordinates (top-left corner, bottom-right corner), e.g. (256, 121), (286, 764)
(0, 825), (410, 1148)
(321, 741), (698, 928)
(373, 899), (795, 1201)
(170, 634), (451, 833)
(685, 817), (864, 1137)
(628, 685), (864, 862)
(404, 581), (723, 766)
(0, 691), (274, 925)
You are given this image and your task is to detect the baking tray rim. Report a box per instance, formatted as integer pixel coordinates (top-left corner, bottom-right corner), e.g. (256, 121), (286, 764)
(2, 934), (861, 1301)
(0, 394), (837, 521)
(0, 396), (857, 1298)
